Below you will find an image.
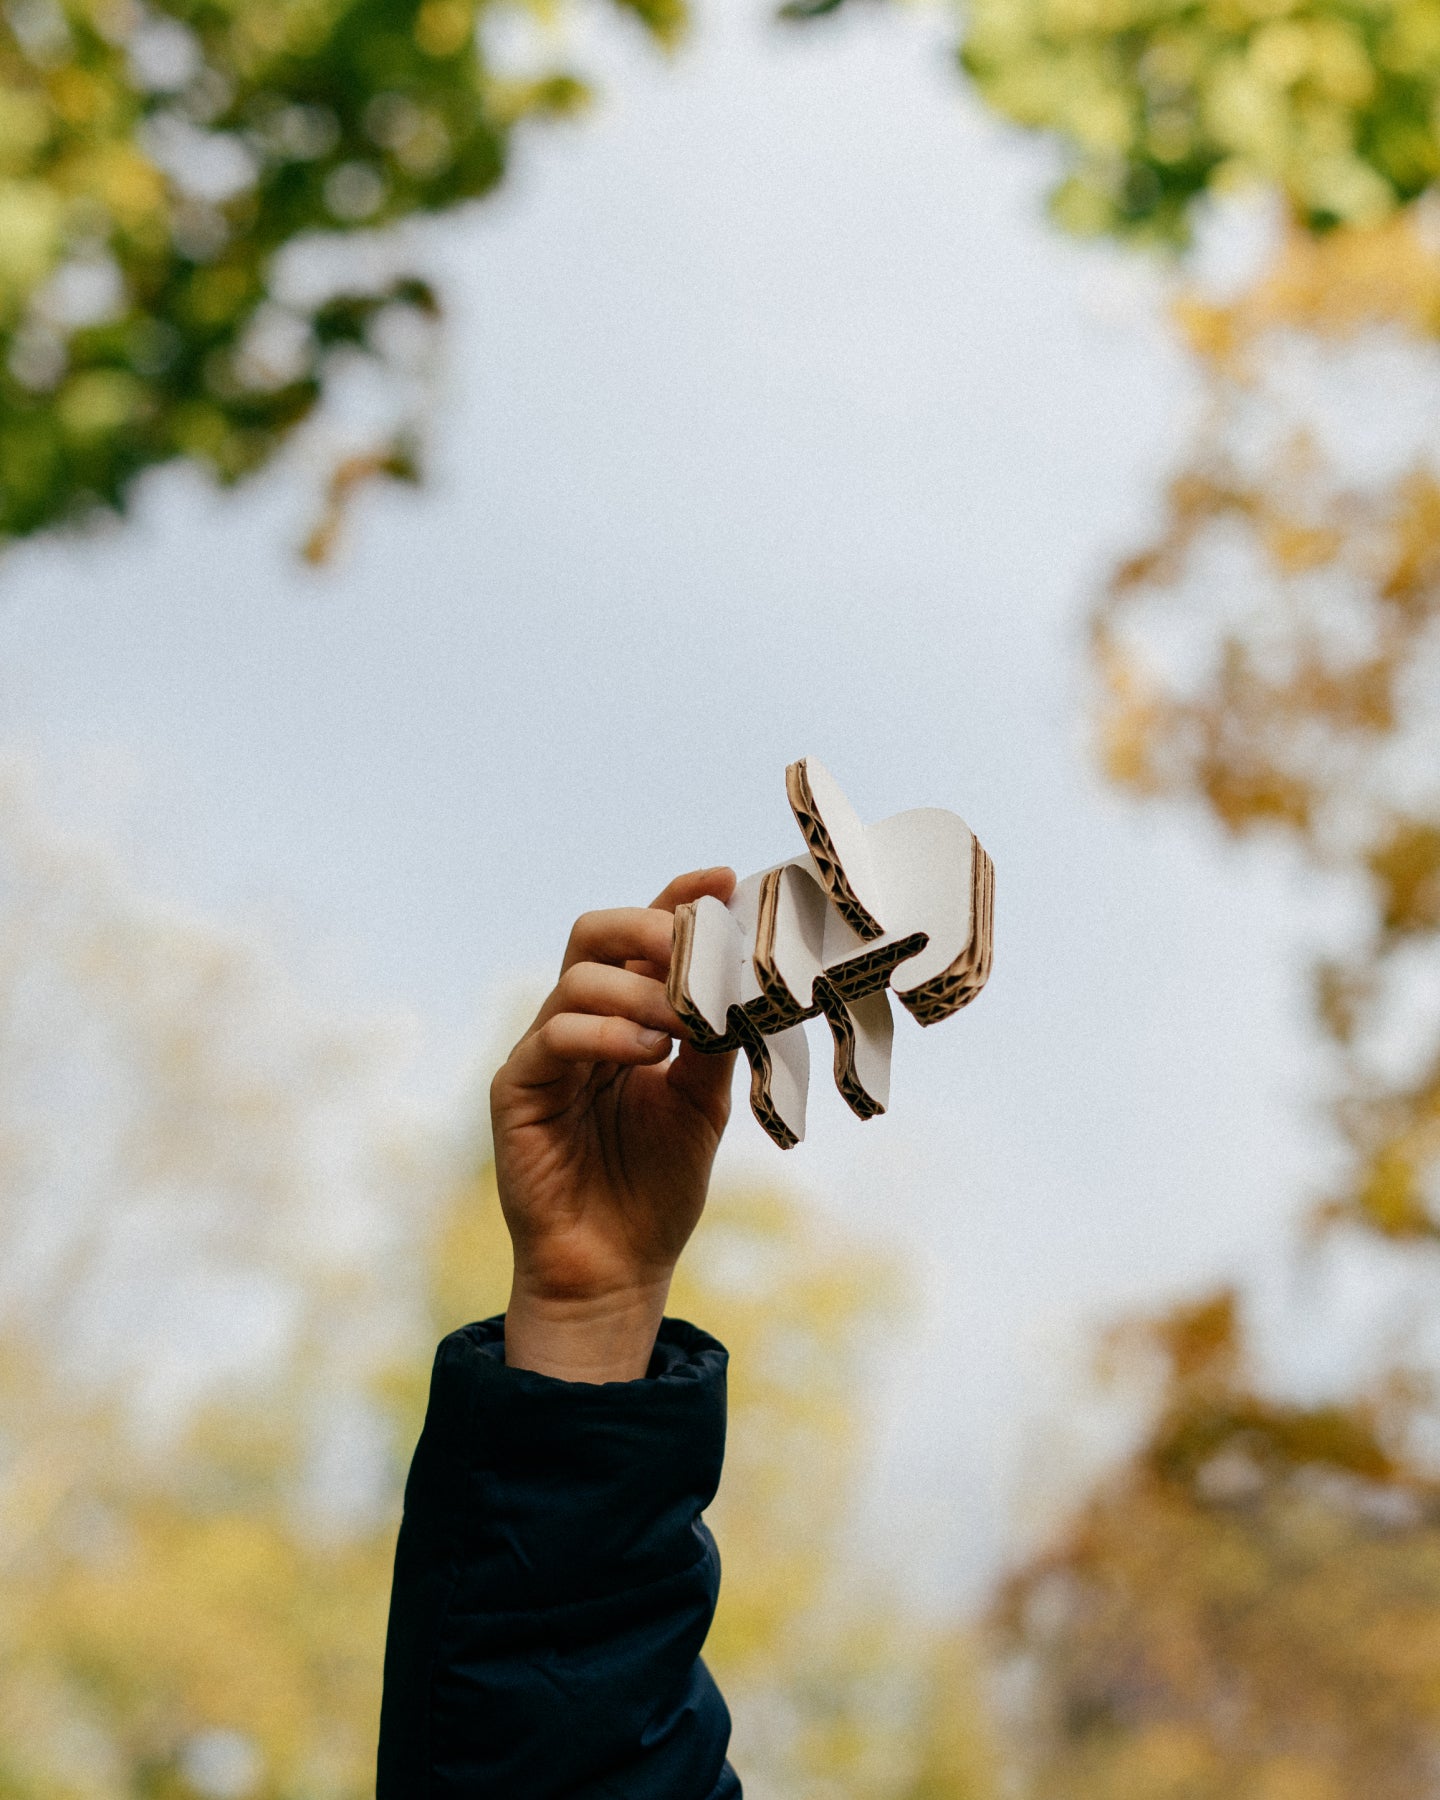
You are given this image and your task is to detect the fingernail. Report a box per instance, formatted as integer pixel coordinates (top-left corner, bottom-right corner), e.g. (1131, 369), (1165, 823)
(637, 1029), (670, 1051)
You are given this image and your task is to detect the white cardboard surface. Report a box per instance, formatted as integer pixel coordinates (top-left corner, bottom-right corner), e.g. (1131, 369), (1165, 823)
(668, 758), (994, 1148)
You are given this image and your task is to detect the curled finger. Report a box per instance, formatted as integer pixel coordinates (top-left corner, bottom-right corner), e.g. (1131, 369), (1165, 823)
(562, 907), (675, 976)
(509, 1012), (672, 1088)
(648, 866), (736, 913)
(537, 962), (680, 1034)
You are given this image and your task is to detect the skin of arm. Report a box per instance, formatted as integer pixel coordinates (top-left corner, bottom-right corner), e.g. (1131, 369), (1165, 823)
(490, 868), (738, 1383)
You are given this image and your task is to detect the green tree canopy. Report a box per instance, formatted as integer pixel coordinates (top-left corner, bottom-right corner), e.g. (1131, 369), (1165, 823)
(0, 0), (678, 542)
(959, 0), (1440, 242)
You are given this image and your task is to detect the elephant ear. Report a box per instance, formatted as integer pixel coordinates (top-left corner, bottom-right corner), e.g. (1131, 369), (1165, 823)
(785, 757), (887, 940)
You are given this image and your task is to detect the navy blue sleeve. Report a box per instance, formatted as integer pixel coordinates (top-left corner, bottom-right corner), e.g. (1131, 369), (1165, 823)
(376, 1315), (742, 1800)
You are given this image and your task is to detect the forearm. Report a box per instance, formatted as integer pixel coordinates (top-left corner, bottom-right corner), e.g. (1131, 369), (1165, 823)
(377, 1317), (739, 1800)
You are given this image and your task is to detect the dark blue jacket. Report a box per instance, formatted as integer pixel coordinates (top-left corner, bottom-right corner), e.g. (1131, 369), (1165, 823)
(376, 1316), (741, 1798)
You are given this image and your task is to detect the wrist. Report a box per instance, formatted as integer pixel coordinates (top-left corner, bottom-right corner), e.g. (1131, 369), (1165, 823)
(503, 1277), (672, 1383)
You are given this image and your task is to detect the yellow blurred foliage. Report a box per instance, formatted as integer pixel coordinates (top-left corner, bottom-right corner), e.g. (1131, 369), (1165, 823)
(960, 0), (1440, 239)
(1091, 200), (1440, 1242)
(1174, 211), (1440, 371)
(995, 1292), (1440, 1800)
(0, 768), (996, 1800)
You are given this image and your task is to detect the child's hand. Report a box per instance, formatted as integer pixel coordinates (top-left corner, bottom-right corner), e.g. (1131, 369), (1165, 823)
(491, 868), (738, 1381)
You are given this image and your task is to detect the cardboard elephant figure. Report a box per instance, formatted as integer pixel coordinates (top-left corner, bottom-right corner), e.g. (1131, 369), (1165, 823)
(667, 758), (994, 1148)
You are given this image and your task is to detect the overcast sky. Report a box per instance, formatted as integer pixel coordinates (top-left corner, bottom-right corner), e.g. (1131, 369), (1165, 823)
(0, 0), (1352, 1605)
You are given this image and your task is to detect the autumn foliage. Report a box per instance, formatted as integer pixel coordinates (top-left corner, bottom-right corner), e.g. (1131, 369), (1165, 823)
(1091, 211), (1440, 1242)
(13, 0), (1440, 1790)
(996, 1293), (1440, 1800)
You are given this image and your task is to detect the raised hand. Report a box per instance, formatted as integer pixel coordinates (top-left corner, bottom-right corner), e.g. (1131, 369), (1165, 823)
(491, 868), (738, 1381)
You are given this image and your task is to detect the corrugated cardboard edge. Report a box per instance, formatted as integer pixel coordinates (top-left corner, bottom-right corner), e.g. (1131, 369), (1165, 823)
(667, 901), (798, 1148)
(786, 758), (885, 942)
(667, 900), (740, 1052)
(669, 772), (996, 1145)
(815, 980), (886, 1120)
(896, 843), (995, 1025)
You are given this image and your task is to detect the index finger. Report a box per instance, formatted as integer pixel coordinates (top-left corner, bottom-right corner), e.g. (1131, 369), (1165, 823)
(623, 867), (739, 980)
(561, 907), (675, 975)
(649, 866), (736, 912)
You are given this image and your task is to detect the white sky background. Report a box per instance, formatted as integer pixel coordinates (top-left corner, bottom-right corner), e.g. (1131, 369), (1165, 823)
(0, 0), (1360, 1607)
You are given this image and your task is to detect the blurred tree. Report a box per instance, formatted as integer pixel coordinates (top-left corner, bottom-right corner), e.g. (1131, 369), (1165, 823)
(789, 0), (1440, 240)
(791, 0), (1440, 1250)
(784, 0), (1440, 1787)
(1092, 210), (1440, 1242)
(799, 0), (1440, 1274)
(0, 0), (680, 548)
(957, 0), (1440, 243)
(979, 158), (1440, 1789)
(777, 0), (1440, 1782)
(0, 767), (997, 1799)
(994, 1289), (1440, 1800)
(0, 759), (428, 1795)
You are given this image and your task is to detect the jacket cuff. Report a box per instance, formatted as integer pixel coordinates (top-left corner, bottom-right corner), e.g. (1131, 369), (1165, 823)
(406, 1315), (729, 1614)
